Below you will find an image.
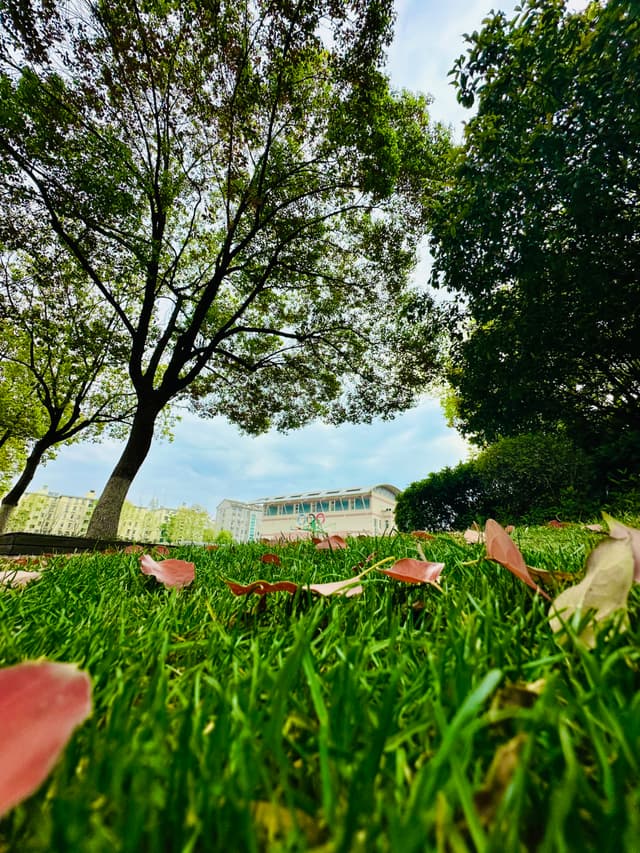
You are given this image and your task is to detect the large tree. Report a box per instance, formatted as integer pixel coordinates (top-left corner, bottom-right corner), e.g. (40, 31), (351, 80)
(0, 0), (451, 538)
(0, 250), (135, 532)
(430, 0), (640, 462)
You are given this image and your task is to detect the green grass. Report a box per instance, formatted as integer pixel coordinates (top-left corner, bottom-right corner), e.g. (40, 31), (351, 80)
(1, 527), (639, 852)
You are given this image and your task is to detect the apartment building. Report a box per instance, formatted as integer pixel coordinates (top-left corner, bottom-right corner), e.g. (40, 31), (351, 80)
(256, 484), (399, 540)
(9, 488), (209, 543)
(11, 487), (98, 536)
(215, 499), (262, 543)
(118, 501), (172, 542)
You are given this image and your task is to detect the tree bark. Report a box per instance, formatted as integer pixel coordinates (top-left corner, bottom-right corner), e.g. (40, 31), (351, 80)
(85, 403), (160, 539)
(0, 439), (49, 534)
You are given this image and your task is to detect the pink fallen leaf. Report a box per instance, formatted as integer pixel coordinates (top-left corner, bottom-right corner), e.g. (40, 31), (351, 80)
(381, 558), (444, 585)
(308, 576), (363, 597)
(0, 661), (92, 816)
(260, 553), (281, 566)
(485, 519), (551, 600)
(140, 554), (195, 588)
(585, 524), (605, 533)
(464, 528), (483, 544)
(316, 535), (347, 550)
(603, 514), (640, 583)
(0, 570), (42, 588)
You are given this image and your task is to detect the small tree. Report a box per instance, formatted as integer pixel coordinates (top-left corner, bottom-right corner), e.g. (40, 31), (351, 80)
(0, 251), (134, 532)
(163, 505), (216, 544)
(0, 0), (452, 539)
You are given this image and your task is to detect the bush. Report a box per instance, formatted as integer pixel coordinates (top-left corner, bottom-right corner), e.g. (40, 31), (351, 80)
(396, 432), (599, 531)
(395, 461), (483, 532)
(473, 433), (597, 523)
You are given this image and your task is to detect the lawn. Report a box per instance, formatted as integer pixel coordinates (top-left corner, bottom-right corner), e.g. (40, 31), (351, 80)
(1, 525), (639, 852)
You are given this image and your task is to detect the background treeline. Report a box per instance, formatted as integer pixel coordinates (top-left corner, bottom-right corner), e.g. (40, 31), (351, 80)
(395, 432), (639, 532)
(397, 0), (640, 533)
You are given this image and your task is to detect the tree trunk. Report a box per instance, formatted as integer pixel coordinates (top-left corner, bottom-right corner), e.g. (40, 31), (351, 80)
(85, 403), (160, 539)
(0, 439), (49, 534)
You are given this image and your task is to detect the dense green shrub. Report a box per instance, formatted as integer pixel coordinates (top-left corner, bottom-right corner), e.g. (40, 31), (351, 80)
(396, 432), (598, 531)
(395, 461), (483, 532)
(473, 433), (597, 524)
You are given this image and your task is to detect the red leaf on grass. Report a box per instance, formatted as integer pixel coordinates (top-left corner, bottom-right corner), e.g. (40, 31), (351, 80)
(316, 535), (347, 550)
(0, 570), (42, 588)
(153, 545), (171, 557)
(225, 579), (299, 596)
(381, 558), (444, 585)
(485, 519), (551, 600)
(0, 661), (92, 816)
(124, 544), (143, 554)
(411, 530), (435, 540)
(260, 553), (281, 566)
(224, 576), (362, 597)
(547, 520), (567, 529)
(140, 555), (195, 588)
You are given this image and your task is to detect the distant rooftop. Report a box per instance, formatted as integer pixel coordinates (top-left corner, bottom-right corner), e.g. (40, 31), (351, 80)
(255, 484), (400, 502)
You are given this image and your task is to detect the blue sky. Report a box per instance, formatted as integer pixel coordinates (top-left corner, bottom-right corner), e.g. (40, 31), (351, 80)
(31, 0), (586, 516)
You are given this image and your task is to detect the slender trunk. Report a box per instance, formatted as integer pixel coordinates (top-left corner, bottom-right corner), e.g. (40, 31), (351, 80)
(85, 402), (160, 539)
(0, 439), (49, 534)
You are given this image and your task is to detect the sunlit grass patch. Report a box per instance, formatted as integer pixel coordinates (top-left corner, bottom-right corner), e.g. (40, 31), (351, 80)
(1, 528), (639, 851)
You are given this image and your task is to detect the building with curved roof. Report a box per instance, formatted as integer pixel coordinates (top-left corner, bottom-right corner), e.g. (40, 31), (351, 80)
(256, 484), (399, 540)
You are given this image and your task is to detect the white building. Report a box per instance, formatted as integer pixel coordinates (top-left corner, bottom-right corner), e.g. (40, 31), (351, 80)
(256, 484), (399, 540)
(215, 499), (263, 543)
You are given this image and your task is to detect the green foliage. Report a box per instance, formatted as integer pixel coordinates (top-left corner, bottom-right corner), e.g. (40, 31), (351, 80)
(0, 251), (134, 526)
(162, 505), (216, 545)
(396, 432), (598, 531)
(0, 530), (639, 850)
(431, 0), (640, 471)
(473, 433), (597, 524)
(395, 460), (483, 532)
(212, 529), (234, 545)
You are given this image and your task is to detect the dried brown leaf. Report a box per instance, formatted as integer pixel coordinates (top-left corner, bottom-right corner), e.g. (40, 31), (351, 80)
(474, 733), (528, 826)
(381, 558), (444, 585)
(485, 519), (551, 600)
(603, 513), (640, 582)
(315, 535), (347, 550)
(549, 537), (634, 647)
